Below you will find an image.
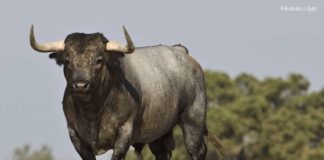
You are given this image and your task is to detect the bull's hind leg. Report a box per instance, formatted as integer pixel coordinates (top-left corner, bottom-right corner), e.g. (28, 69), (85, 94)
(149, 131), (175, 160)
(180, 89), (207, 160)
(180, 112), (207, 160)
(179, 121), (207, 160)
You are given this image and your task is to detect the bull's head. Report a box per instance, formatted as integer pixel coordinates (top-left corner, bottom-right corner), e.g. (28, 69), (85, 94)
(30, 25), (134, 99)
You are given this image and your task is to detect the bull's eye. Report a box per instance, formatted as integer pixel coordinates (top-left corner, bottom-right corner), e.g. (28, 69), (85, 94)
(95, 56), (103, 68)
(96, 56), (103, 64)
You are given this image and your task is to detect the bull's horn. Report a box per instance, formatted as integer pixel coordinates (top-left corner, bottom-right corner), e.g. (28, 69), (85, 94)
(29, 25), (65, 53)
(106, 26), (135, 54)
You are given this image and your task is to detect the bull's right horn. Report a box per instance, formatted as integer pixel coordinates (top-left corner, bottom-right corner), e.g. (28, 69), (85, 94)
(30, 25), (65, 53)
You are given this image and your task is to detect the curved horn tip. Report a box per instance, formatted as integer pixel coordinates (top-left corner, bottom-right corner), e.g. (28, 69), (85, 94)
(122, 25), (127, 32)
(29, 24), (44, 53)
(30, 25), (35, 38)
(29, 25), (38, 51)
(29, 25), (65, 53)
(122, 25), (135, 53)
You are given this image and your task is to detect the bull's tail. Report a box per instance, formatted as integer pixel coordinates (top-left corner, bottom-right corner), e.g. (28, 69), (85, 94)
(205, 129), (231, 160)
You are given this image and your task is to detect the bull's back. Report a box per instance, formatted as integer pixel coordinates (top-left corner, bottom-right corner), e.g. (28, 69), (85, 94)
(122, 45), (204, 142)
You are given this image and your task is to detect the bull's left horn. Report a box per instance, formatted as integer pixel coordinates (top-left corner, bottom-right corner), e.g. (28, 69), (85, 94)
(30, 25), (65, 53)
(106, 26), (135, 54)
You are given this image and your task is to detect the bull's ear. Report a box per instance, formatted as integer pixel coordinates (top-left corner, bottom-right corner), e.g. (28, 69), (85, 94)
(49, 52), (65, 66)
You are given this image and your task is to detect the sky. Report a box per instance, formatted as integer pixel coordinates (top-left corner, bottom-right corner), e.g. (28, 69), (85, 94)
(0, 0), (323, 159)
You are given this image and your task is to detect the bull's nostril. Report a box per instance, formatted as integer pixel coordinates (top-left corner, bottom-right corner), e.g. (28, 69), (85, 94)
(84, 83), (89, 89)
(72, 82), (90, 91)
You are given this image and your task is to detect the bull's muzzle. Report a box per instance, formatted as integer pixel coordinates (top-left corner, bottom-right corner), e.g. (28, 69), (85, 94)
(72, 81), (91, 93)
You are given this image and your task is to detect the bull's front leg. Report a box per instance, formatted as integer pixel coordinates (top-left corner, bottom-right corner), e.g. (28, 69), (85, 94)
(68, 128), (96, 160)
(111, 120), (134, 160)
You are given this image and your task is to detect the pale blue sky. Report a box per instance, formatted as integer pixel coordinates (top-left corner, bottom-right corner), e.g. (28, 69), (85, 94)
(0, 0), (323, 159)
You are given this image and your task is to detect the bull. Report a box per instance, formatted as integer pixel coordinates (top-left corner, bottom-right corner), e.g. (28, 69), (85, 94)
(29, 25), (225, 160)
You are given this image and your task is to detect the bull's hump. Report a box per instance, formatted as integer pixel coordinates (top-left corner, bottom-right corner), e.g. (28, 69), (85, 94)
(172, 44), (189, 54)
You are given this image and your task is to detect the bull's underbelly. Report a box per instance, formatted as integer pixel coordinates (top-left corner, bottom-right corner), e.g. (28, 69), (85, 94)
(133, 104), (180, 143)
(134, 121), (177, 143)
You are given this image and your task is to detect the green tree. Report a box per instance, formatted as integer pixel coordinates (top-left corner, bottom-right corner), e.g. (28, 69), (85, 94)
(12, 145), (54, 160)
(205, 70), (239, 106)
